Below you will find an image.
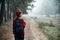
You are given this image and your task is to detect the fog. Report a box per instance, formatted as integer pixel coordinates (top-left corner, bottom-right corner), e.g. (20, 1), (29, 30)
(28, 0), (58, 17)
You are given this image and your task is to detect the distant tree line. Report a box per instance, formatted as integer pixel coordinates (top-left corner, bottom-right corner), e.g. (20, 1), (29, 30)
(56, 0), (60, 15)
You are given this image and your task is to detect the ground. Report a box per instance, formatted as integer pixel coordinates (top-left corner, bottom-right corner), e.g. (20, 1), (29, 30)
(0, 17), (48, 40)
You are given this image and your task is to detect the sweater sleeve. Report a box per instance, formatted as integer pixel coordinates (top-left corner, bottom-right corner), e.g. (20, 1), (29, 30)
(21, 19), (26, 28)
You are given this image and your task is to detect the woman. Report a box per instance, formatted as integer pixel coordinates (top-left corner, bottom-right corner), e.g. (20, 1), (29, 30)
(13, 9), (26, 40)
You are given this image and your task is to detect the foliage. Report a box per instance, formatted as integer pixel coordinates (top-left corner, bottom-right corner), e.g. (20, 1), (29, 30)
(0, 0), (34, 25)
(38, 22), (60, 40)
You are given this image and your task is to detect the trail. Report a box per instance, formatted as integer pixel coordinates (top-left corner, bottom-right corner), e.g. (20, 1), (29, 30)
(1, 17), (48, 40)
(29, 19), (48, 40)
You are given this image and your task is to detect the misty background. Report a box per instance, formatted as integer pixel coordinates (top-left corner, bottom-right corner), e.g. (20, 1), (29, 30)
(28, 0), (59, 18)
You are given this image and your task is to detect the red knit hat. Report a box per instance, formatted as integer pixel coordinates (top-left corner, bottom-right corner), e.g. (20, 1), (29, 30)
(16, 9), (22, 17)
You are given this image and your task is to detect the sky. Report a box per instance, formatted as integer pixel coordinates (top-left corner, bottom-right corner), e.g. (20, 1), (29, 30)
(28, 0), (58, 17)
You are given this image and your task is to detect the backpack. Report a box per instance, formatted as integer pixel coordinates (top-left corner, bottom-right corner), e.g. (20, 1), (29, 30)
(14, 19), (24, 33)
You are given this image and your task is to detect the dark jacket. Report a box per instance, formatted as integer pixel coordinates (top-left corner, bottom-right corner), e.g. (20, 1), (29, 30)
(13, 18), (26, 35)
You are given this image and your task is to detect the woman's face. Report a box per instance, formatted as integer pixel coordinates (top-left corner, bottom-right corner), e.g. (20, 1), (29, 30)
(16, 12), (21, 17)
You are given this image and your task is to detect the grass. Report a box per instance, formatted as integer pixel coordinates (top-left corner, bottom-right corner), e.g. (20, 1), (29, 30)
(43, 26), (58, 40)
(0, 24), (12, 40)
(38, 22), (60, 40)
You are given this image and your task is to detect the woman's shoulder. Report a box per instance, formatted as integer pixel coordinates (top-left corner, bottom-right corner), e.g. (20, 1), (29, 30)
(19, 17), (24, 20)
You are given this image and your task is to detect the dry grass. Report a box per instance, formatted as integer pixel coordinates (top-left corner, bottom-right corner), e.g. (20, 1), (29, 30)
(38, 22), (60, 40)
(34, 17), (60, 40)
(0, 23), (13, 40)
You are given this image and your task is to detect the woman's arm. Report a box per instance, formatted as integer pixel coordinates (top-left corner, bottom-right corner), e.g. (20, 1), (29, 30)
(21, 19), (26, 28)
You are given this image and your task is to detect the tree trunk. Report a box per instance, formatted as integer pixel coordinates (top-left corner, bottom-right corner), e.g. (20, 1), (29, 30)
(9, 10), (11, 19)
(10, 13), (11, 19)
(0, 0), (5, 25)
(13, 8), (17, 18)
(13, 10), (16, 18)
(7, 1), (10, 20)
(4, 11), (7, 22)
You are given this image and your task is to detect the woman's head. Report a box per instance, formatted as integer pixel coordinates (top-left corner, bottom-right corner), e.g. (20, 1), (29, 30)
(16, 9), (22, 17)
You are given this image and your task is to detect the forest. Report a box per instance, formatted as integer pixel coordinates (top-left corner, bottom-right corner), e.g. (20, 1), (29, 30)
(0, 0), (34, 25)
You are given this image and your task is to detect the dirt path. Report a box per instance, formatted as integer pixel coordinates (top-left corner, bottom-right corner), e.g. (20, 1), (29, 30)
(29, 19), (48, 40)
(24, 17), (48, 40)
(0, 18), (48, 40)
(24, 20), (33, 40)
